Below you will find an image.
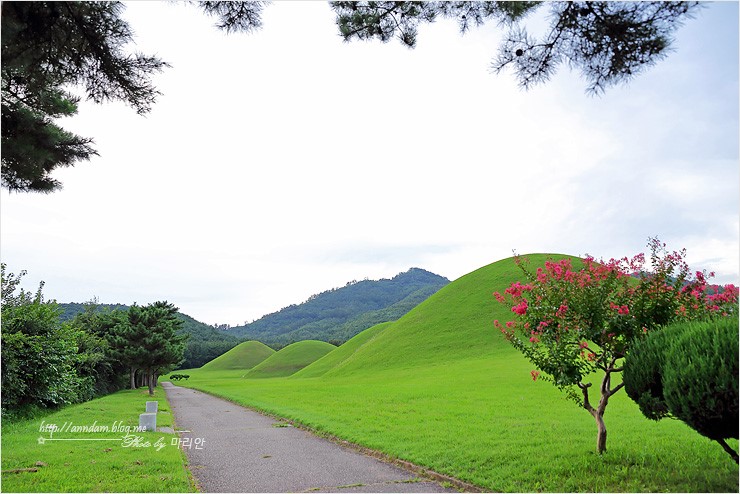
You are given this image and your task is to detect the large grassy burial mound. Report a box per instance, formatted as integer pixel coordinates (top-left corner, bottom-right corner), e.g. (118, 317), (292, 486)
(293, 322), (393, 378)
(200, 340), (275, 371)
(245, 340), (336, 378)
(301, 253), (575, 377)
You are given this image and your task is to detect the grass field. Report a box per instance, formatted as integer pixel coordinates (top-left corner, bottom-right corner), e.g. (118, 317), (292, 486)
(200, 340), (275, 371)
(179, 254), (739, 492)
(292, 322), (392, 378)
(1, 388), (194, 493)
(245, 340), (336, 378)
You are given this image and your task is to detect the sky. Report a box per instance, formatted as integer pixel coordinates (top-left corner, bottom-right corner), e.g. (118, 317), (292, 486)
(1, 1), (738, 327)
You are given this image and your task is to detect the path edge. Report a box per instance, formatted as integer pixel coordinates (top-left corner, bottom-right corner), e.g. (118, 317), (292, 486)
(168, 382), (485, 493)
(161, 382), (202, 493)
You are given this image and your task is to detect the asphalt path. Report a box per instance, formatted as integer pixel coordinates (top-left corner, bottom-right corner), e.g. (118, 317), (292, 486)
(162, 382), (457, 493)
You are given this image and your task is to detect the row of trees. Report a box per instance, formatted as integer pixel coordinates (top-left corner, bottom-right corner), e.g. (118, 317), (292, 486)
(494, 238), (738, 460)
(1, 263), (186, 418)
(58, 303), (242, 370)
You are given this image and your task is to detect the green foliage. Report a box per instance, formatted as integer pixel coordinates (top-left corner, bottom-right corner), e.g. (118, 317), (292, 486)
(1, 97), (96, 192)
(67, 301), (130, 398)
(664, 319), (739, 442)
(124, 302), (187, 394)
(626, 318), (739, 461)
(330, 1), (700, 94)
(58, 302), (130, 322)
(2, 264), (195, 414)
(59, 303), (240, 370)
(228, 268), (448, 347)
(1, 264), (81, 414)
(622, 327), (675, 420)
(1, 1), (167, 192)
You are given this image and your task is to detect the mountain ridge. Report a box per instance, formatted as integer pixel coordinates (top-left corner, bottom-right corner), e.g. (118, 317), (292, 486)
(223, 267), (449, 346)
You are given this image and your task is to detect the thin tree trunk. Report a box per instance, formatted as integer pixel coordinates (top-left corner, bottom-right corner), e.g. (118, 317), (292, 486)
(147, 369), (155, 396)
(579, 366), (624, 455)
(130, 367), (136, 390)
(717, 438), (739, 464)
(594, 411), (607, 454)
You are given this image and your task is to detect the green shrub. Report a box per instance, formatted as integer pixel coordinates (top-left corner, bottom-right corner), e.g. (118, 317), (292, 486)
(624, 317), (739, 462)
(663, 318), (738, 442)
(623, 327), (677, 420)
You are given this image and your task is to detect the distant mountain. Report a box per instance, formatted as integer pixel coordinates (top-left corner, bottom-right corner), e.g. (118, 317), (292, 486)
(224, 268), (449, 347)
(57, 302), (241, 369)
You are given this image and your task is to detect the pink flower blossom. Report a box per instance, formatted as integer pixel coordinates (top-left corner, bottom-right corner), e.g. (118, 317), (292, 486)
(505, 282), (533, 298)
(531, 370), (540, 381)
(512, 299), (528, 316)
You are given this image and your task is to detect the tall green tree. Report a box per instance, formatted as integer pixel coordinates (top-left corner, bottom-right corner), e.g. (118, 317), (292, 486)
(1, 1), (167, 192)
(122, 301), (187, 395)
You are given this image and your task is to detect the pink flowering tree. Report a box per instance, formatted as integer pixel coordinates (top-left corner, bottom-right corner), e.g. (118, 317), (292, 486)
(494, 238), (738, 454)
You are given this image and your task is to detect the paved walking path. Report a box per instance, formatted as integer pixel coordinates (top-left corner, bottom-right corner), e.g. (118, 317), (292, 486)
(162, 382), (456, 493)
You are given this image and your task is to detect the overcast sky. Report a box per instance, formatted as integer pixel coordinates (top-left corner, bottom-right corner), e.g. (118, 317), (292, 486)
(2, 1), (738, 326)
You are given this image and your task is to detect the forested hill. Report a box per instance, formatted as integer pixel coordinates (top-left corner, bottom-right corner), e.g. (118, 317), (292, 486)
(224, 268), (449, 347)
(58, 303), (241, 369)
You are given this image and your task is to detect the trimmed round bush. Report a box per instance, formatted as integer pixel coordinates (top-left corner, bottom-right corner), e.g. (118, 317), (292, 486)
(662, 318), (738, 441)
(623, 326), (687, 420)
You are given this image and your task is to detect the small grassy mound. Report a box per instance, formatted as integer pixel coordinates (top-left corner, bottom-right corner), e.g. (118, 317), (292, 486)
(292, 322), (392, 378)
(200, 340), (275, 371)
(245, 340), (336, 378)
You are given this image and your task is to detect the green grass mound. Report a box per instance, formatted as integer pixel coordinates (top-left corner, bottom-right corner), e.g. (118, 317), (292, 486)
(320, 254), (576, 376)
(292, 322), (393, 378)
(245, 340), (336, 378)
(201, 340), (275, 371)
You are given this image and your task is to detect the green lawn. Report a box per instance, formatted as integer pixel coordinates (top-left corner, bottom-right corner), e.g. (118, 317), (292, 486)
(1, 388), (194, 493)
(178, 356), (737, 492)
(245, 340), (336, 378)
(177, 254), (739, 492)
